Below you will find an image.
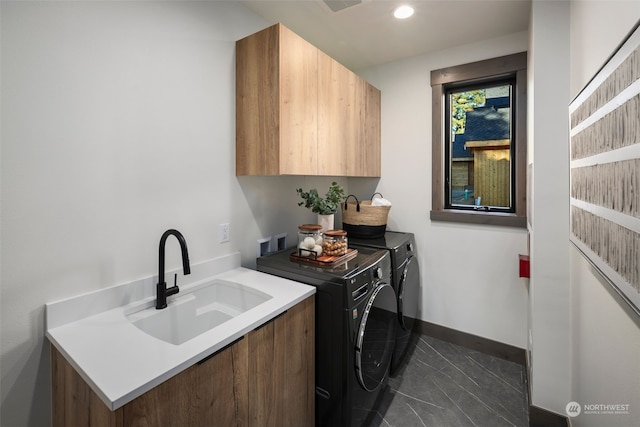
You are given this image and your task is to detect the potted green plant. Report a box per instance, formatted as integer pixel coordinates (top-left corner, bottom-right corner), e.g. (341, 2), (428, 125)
(296, 181), (346, 230)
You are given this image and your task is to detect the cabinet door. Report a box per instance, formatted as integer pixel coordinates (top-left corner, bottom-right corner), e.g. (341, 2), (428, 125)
(236, 23), (318, 176)
(236, 24), (280, 176)
(279, 24), (319, 176)
(318, 50), (357, 176)
(248, 296), (315, 427)
(123, 337), (249, 427)
(281, 296), (315, 425)
(318, 53), (380, 177)
(358, 78), (381, 177)
(194, 337), (249, 426)
(51, 345), (123, 427)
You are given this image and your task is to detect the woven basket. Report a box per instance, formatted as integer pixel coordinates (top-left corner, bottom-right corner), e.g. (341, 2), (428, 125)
(341, 193), (391, 238)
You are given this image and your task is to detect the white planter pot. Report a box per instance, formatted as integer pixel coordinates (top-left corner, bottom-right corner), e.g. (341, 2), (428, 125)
(317, 214), (334, 232)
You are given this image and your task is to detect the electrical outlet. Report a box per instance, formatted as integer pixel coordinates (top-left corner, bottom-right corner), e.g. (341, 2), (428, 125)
(257, 237), (271, 257)
(274, 233), (287, 251)
(220, 223), (230, 243)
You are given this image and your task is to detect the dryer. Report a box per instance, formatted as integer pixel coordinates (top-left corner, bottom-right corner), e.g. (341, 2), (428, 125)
(257, 247), (397, 427)
(349, 231), (420, 376)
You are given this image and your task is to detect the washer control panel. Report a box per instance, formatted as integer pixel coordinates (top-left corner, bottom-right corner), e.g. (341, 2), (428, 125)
(346, 251), (391, 308)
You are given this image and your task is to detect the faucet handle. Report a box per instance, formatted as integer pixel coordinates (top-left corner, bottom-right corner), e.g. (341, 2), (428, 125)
(165, 273), (180, 298)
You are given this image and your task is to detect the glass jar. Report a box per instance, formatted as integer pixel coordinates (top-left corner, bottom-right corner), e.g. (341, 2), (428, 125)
(322, 229), (348, 256)
(298, 224), (323, 257)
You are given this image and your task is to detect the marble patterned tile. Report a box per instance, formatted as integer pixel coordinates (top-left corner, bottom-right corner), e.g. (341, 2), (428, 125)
(369, 334), (529, 427)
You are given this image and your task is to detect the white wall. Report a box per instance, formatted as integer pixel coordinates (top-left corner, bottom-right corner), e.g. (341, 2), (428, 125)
(527, 0), (572, 415)
(568, 2), (640, 426)
(0, 2), (340, 425)
(359, 31), (530, 349)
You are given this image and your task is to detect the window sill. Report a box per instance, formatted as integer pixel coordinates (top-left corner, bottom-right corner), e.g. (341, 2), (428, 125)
(430, 209), (527, 228)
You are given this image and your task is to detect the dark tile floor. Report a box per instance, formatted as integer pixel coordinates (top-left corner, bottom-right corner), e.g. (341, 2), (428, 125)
(369, 333), (529, 427)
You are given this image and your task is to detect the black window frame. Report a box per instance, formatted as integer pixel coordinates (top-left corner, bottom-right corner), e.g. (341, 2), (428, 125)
(430, 52), (527, 228)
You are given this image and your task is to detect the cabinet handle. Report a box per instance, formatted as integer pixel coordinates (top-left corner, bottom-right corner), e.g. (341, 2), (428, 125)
(316, 387), (331, 400)
(197, 336), (244, 365)
(253, 310), (288, 331)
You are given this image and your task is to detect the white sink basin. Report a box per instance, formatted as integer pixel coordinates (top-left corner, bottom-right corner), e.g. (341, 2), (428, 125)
(125, 279), (273, 345)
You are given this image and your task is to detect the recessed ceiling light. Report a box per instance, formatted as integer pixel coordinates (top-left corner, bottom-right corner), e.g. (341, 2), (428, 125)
(393, 5), (414, 19)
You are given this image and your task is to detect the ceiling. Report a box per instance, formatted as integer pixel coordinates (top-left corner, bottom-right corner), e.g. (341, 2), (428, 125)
(237, 0), (531, 71)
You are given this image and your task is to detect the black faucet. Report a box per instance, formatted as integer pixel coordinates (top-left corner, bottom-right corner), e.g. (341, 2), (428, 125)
(156, 229), (191, 309)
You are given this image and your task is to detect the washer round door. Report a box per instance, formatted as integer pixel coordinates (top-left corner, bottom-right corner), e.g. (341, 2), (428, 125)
(355, 282), (397, 391)
(398, 255), (420, 332)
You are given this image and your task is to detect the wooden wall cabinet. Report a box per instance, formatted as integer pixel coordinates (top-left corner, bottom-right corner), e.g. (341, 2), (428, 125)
(51, 296), (314, 427)
(236, 23), (380, 177)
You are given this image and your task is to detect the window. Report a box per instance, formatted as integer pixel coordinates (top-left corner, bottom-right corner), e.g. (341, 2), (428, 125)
(446, 80), (514, 211)
(430, 52), (527, 227)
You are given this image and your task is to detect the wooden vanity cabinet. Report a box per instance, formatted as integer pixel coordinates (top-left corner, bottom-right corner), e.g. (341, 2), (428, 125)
(236, 23), (380, 177)
(51, 295), (314, 427)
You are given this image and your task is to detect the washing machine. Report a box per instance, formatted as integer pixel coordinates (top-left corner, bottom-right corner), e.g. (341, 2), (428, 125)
(349, 231), (420, 376)
(257, 247), (397, 427)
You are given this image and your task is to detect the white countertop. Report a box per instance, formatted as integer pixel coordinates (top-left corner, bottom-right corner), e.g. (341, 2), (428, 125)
(45, 253), (315, 411)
